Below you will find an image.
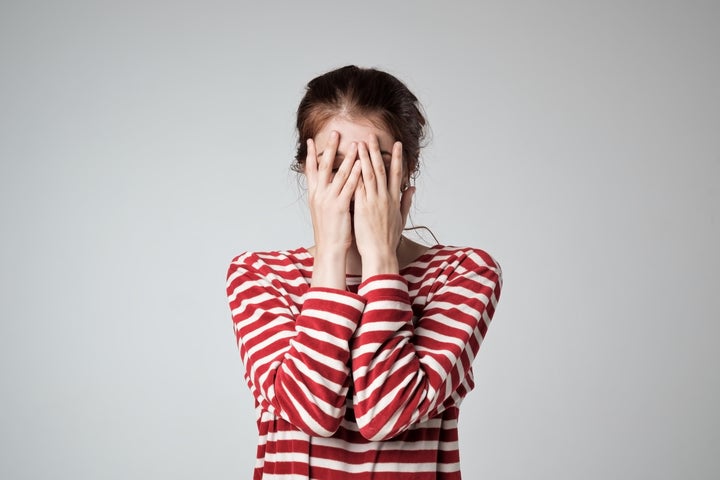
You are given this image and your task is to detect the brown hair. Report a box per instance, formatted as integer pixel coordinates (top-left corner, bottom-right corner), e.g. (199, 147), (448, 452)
(293, 65), (428, 182)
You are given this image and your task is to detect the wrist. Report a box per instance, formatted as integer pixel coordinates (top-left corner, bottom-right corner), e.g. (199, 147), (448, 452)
(314, 244), (348, 262)
(311, 247), (348, 290)
(361, 253), (399, 281)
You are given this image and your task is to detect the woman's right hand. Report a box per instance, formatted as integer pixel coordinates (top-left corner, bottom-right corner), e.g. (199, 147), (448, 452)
(305, 132), (361, 289)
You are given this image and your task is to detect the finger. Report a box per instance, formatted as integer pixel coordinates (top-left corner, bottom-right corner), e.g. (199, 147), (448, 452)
(318, 130), (339, 184)
(367, 134), (387, 194)
(305, 138), (318, 189)
(339, 159), (362, 199)
(400, 186), (415, 228)
(354, 176), (366, 204)
(357, 141), (376, 196)
(388, 141), (403, 202)
(331, 142), (358, 192)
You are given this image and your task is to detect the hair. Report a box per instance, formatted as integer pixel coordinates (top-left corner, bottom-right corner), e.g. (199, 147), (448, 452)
(293, 65), (428, 182)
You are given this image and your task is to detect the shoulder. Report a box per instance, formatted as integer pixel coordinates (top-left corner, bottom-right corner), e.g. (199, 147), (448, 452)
(227, 247), (312, 280)
(408, 244), (503, 296)
(418, 244), (501, 273)
(402, 243), (502, 291)
(420, 246), (503, 306)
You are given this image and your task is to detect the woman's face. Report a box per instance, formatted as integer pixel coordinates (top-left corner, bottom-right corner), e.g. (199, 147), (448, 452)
(312, 116), (397, 174)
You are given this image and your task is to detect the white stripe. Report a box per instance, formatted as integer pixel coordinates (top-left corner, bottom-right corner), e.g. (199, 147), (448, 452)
(414, 325), (466, 350)
(363, 299), (408, 312)
(231, 291), (281, 318)
(265, 273), (307, 289)
(303, 290), (365, 311)
(402, 272), (430, 283)
(240, 315), (291, 343)
(358, 278), (406, 296)
(311, 436), (458, 453)
(417, 353), (448, 383)
(288, 292), (304, 306)
(256, 358), (285, 390)
(227, 275), (267, 304)
(291, 340), (348, 372)
(419, 312), (476, 338)
(351, 342), (382, 358)
(281, 365), (345, 417)
(356, 373), (429, 440)
(234, 305), (291, 333)
(309, 457), (441, 474)
(287, 353), (347, 393)
(438, 462), (461, 473)
(460, 268), (499, 289)
(428, 300), (486, 319)
(352, 338), (411, 379)
(255, 472), (309, 480)
(280, 388), (333, 436)
(296, 325), (348, 349)
(354, 319), (405, 336)
(246, 329), (296, 360)
(301, 308), (358, 331)
(367, 376), (425, 439)
(252, 260), (297, 273)
(225, 267), (246, 288)
(414, 344), (454, 363)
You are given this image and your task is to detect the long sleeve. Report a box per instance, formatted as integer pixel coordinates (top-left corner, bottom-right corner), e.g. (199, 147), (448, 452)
(226, 252), (365, 437)
(350, 248), (502, 441)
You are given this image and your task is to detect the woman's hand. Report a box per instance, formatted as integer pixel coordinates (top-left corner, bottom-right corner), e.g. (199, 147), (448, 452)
(353, 135), (414, 281)
(306, 132), (362, 289)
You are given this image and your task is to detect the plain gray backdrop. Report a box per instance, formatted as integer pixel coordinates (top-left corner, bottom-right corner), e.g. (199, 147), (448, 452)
(1, 1), (718, 478)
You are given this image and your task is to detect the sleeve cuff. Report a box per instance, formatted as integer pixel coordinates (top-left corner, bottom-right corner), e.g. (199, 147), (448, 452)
(303, 286), (366, 313)
(357, 274), (409, 299)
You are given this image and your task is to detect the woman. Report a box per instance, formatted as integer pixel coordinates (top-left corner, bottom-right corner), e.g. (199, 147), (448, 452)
(226, 65), (502, 479)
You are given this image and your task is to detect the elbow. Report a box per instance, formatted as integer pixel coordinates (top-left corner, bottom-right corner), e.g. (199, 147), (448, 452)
(320, 423), (342, 438)
(301, 414), (343, 438)
(355, 412), (402, 441)
(276, 399), (346, 438)
(271, 371), (350, 437)
(358, 425), (391, 442)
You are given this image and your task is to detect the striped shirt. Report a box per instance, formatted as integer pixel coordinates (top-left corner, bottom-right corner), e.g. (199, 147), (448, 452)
(226, 245), (502, 479)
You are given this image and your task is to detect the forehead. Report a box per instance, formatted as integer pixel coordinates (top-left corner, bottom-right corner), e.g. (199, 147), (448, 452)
(315, 116), (395, 149)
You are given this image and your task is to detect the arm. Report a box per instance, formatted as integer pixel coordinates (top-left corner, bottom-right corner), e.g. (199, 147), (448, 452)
(350, 249), (502, 441)
(227, 252), (365, 436)
(225, 132), (362, 435)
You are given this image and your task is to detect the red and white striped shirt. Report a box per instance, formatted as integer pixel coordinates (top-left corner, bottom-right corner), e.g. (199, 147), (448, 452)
(226, 245), (502, 479)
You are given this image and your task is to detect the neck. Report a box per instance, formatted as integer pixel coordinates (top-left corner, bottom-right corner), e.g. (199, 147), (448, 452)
(342, 236), (425, 276)
(307, 235), (431, 277)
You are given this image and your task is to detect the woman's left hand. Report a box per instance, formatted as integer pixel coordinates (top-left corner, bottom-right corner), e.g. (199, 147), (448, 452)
(353, 135), (414, 280)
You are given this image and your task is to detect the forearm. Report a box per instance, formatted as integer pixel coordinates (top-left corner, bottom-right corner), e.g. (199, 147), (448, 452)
(261, 293), (359, 435)
(228, 258), (365, 436)
(351, 259), (501, 441)
(310, 246), (349, 290)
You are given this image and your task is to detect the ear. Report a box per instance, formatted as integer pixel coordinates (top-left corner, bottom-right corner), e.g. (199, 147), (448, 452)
(400, 185), (415, 227)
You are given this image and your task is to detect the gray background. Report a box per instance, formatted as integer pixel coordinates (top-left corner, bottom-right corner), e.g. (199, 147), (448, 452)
(1, 0), (718, 478)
